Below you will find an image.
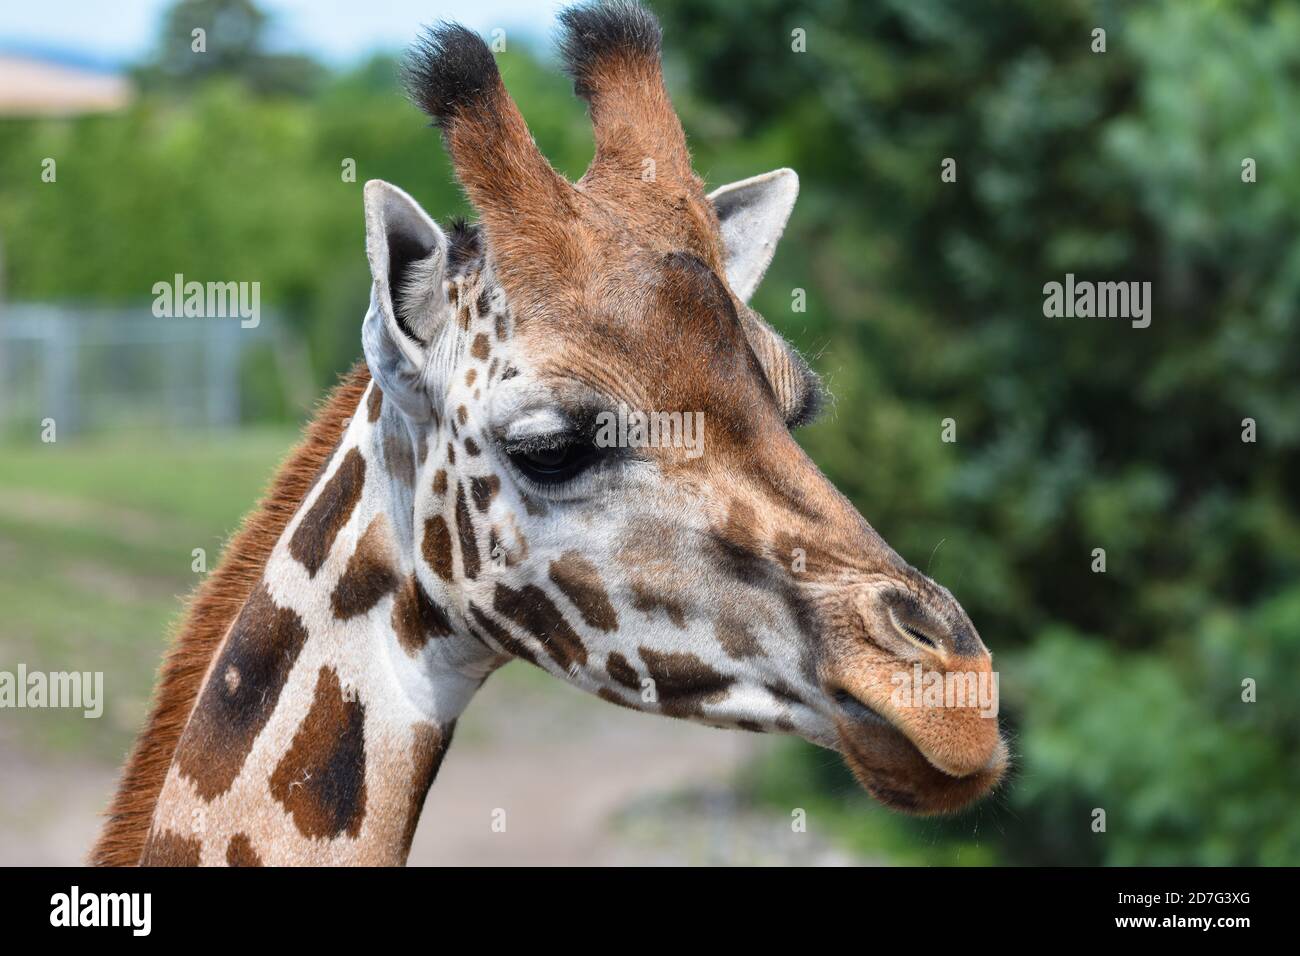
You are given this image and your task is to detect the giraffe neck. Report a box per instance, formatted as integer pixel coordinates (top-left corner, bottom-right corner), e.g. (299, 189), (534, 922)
(141, 379), (496, 866)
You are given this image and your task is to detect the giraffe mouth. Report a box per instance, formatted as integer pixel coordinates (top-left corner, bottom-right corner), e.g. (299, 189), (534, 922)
(830, 687), (1008, 815)
(832, 688), (891, 727)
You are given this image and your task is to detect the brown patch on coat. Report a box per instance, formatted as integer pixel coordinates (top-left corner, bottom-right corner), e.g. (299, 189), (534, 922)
(471, 332), (491, 360)
(288, 446), (366, 577)
(715, 614), (764, 660)
(330, 516), (399, 619)
(140, 827), (202, 867)
(366, 384), (384, 422)
(492, 583), (588, 669)
(432, 469), (448, 496)
(638, 647), (734, 718)
(455, 482), (481, 578)
(225, 832), (262, 867)
(605, 651), (640, 690)
(399, 721), (455, 860)
(470, 474), (500, 512)
(465, 368), (477, 387)
(468, 604), (538, 666)
(92, 364), (370, 867)
(392, 574), (454, 656)
(631, 583), (687, 629)
(270, 666), (368, 840)
(549, 552), (618, 631)
(464, 436), (481, 456)
(173, 583), (309, 800)
(423, 515), (455, 581)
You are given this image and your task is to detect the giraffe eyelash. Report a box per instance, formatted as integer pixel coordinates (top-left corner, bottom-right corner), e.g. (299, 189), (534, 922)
(502, 430), (580, 457)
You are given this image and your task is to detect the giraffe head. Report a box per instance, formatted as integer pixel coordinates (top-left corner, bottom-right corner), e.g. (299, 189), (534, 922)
(360, 1), (1006, 815)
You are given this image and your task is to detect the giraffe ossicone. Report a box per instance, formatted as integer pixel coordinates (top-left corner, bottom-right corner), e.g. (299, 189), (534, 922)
(94, 0), (1006, 867)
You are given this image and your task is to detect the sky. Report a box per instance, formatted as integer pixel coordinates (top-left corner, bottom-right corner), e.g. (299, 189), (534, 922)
(0, 0), (562, 69)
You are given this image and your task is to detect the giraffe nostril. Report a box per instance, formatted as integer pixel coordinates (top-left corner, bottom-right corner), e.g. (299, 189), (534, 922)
(888, 607), (940, 651)
(898, 620), (936, 649)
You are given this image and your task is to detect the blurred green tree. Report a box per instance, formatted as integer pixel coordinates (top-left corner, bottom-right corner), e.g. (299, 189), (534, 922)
(132, 0), (324, 97)
(657, 0), (1300, 863)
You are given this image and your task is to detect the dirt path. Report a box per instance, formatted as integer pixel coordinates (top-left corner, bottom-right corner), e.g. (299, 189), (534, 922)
(0, 668), (859, 866)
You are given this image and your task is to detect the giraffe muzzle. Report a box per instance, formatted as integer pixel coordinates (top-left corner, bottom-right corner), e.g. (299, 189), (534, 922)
(829, 680), (1008, 815)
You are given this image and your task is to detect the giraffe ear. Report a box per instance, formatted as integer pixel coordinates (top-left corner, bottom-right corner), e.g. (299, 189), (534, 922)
(361, 179), (449, 420)
(708, 168), (799, 303)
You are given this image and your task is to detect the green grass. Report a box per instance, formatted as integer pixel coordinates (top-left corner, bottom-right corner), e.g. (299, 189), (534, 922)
(0, 429), (297, 759)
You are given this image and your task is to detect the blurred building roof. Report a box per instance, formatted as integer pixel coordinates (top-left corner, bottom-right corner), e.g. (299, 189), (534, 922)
(0, 54), (131, 116)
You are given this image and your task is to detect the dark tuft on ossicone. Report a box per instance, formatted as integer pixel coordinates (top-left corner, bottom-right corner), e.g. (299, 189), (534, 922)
(401, 23), (500, 128)
(557, 0), (663, 99)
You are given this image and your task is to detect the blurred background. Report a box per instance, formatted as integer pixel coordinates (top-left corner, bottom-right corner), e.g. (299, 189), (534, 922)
(1, 0), (1298, 865)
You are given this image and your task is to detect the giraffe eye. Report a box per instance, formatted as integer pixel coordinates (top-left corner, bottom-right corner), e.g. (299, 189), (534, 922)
(506, 433), (599, 485)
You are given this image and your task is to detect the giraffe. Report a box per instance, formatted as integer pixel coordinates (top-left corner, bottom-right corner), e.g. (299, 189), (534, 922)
(92, 0), (1007, 867)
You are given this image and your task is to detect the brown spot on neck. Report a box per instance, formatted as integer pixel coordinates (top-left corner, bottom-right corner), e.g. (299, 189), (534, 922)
(289, 447), (367, 577)
(173, 583), (309, 800)
(270, 666), (368, 840)
(399, 721), (455, 860)
(392, 574), (455, 656)
(330, 516), (400, 620)
(225, 833), (263, 867)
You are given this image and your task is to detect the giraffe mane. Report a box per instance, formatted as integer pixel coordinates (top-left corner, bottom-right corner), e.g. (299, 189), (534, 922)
(89, 362), (372, 866)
